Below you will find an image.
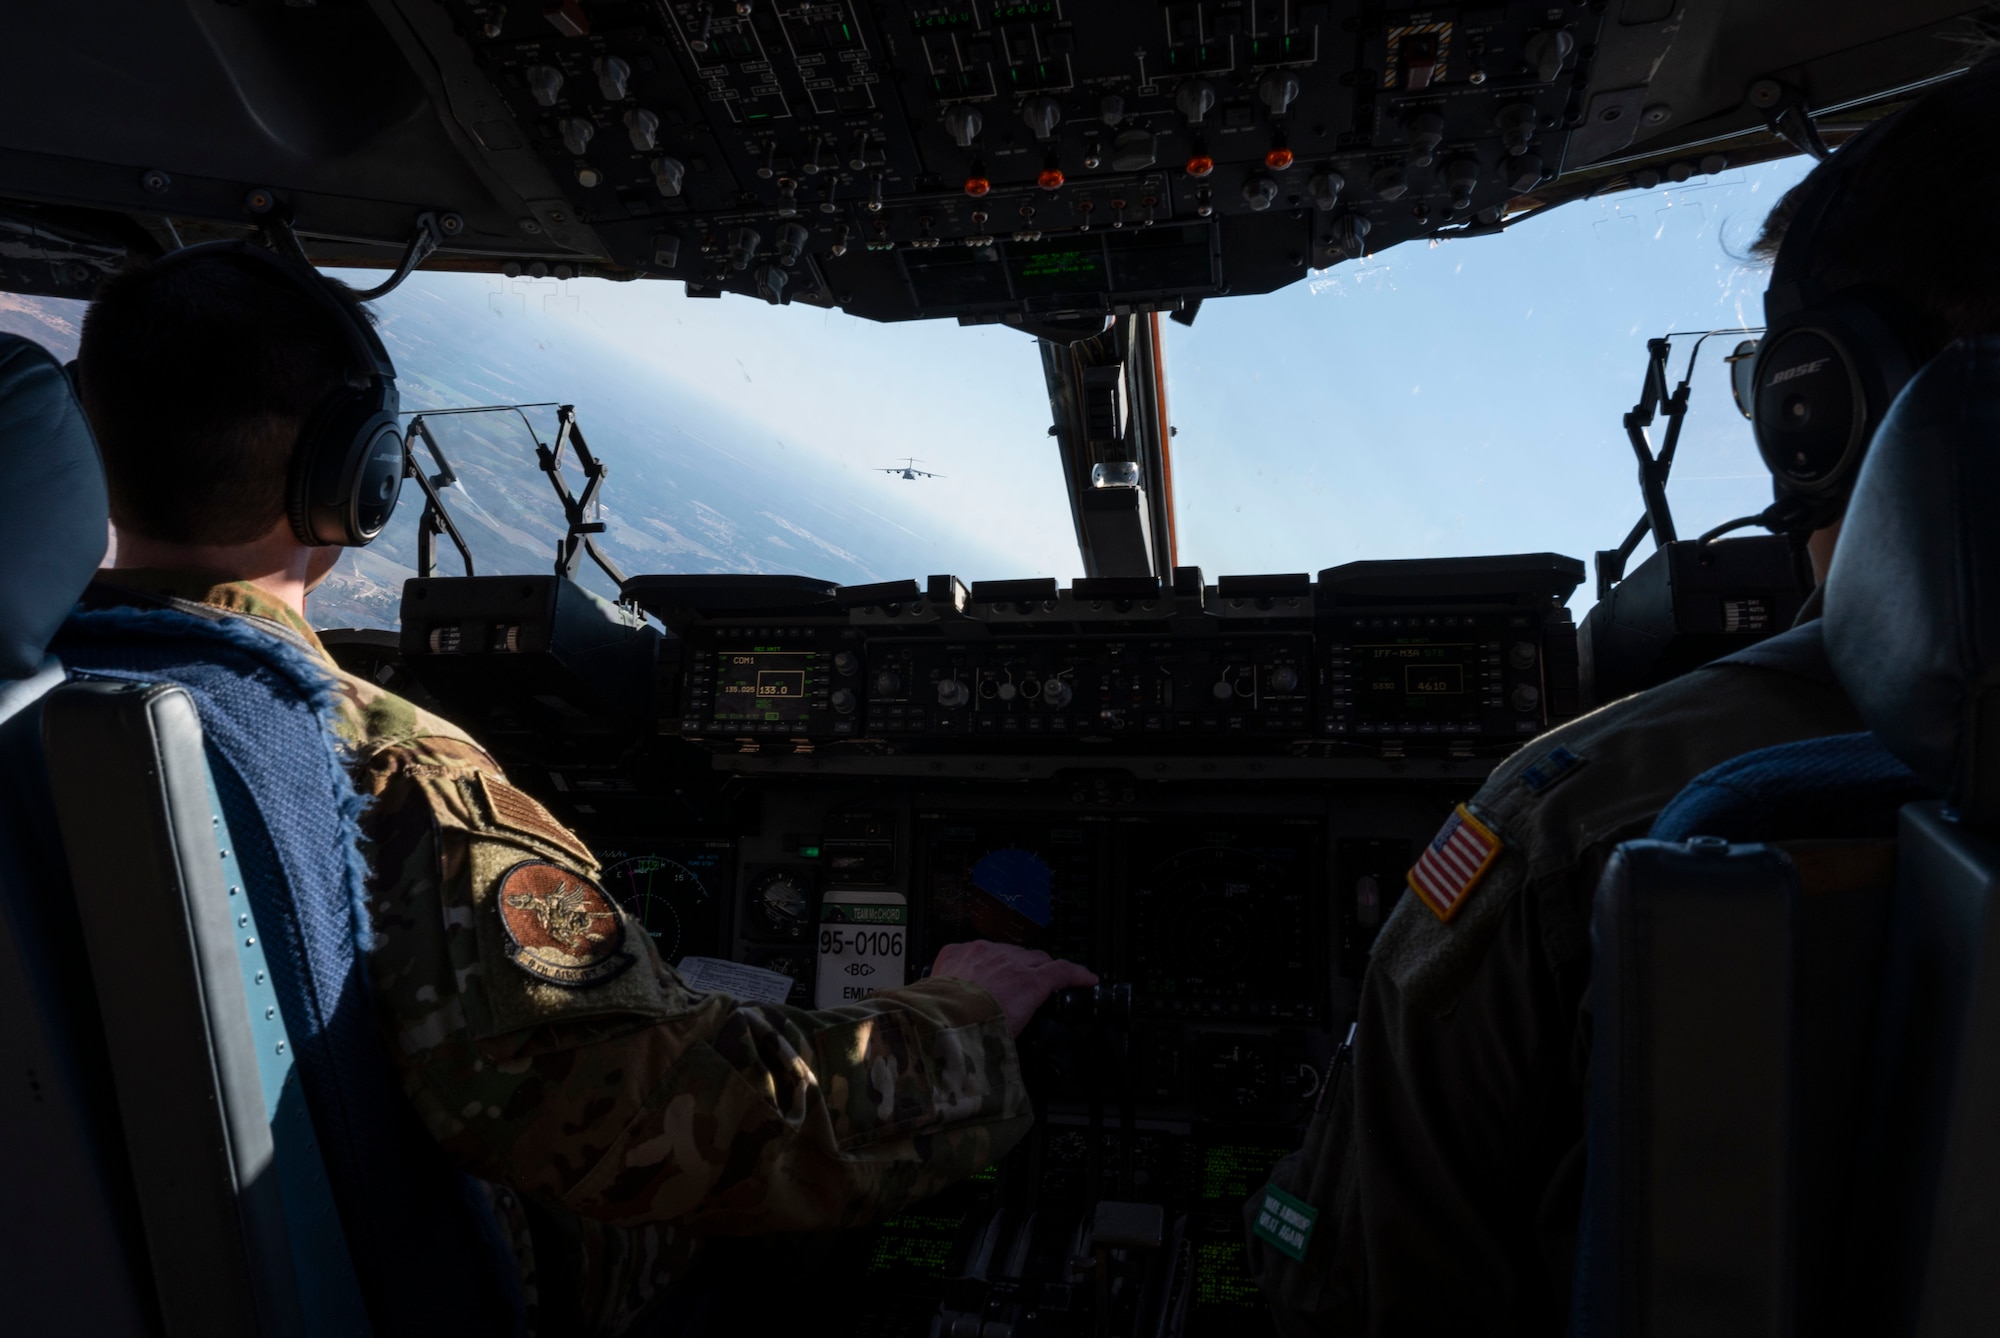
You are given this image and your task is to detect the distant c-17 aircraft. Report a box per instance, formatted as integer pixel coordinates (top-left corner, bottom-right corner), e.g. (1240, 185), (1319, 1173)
(876, 457), (943, 480)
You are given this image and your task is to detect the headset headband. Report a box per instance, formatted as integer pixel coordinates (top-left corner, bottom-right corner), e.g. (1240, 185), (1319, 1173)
(146, 239), (396, 386)
(1762, 115), (1897, 324)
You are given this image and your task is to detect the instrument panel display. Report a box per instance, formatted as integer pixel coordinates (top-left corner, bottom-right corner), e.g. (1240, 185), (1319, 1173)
(1322, 614), (1546, 739)
(1125, 823), (1322, 1022)
(598, 839), (734, 965)
(713, 649), (818, 725)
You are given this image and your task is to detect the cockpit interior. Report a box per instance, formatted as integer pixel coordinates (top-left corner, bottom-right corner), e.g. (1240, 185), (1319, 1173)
(3, 2), (1998, 1336)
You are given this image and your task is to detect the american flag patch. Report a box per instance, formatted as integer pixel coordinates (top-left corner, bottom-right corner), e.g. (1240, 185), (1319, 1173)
(1407, 804), (1503, 923)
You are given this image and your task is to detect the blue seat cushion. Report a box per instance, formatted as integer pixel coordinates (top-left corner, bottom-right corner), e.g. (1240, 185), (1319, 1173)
(1650, 733), (1932, 844)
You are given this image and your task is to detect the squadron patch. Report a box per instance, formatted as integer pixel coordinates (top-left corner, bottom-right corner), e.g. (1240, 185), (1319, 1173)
(1407, 804), (1503, 923)
(495, 860), (635, 987)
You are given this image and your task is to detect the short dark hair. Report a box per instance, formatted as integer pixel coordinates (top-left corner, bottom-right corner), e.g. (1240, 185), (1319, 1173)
(77, 250), (370, 546)
(1751, 60), (2000, 356)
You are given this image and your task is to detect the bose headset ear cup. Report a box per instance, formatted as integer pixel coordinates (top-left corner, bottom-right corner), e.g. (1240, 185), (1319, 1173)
(1752, 107), (1926, 534)
(289, 383), (405, 547)
(1751, 294), (1919, 525)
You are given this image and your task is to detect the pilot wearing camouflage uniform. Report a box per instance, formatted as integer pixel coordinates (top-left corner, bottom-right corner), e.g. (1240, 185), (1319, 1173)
(75, 248), (1093, 1334)
(1248, 64), (2000, 1335)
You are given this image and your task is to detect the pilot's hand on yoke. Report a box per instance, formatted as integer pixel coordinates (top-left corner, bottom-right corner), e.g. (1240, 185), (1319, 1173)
(931, 941), (1098, 1037)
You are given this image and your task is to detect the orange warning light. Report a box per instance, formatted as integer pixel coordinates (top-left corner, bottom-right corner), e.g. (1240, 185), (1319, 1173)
(964, 176), (992, 197)
(1264, 147), (1296, 171)
(1037, 167), (1066, 191)
(1185, 155), (1215, 179)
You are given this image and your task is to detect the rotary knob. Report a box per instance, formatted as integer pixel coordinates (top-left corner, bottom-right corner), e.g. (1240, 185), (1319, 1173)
(937, 678), (970, 708)
(560, 117), (595, 156)
(1212, 679), (1235, 701)
(1511, 683), (1542, 713)
(1405, 111), (1445, 167)
(997, 681), (1018, 701)
(1241, 174), (1279, 211)
(1022, 95), (1062, 142)
(831, 688), (857, 714)
(1258, 70), (1301, 117)
(1043, 679), (1073, 708)
(594, 55), (632, 101)
(832, 650), (859, 676)
(1176, 79), (1217, 126)
(945, 105), (984, 148)
(624, 108), (660, 152)
(651, 156), (686, 198)
(1270, 665), (1300, 693)
(1508, 641), (1539, 671)
(526, 65), (564, 108)
(873, 669), (902, 697)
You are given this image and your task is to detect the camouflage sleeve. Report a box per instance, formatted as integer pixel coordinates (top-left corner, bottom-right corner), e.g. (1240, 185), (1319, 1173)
(356, 737), (1031, 1235)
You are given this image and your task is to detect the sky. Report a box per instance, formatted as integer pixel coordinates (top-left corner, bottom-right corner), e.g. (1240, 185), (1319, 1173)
(1, 154), (1811, 623)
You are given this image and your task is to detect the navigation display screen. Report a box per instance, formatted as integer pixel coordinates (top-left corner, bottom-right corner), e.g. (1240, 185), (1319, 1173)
(1347, 639), (1494, 726)
(712, 650), (816, 724)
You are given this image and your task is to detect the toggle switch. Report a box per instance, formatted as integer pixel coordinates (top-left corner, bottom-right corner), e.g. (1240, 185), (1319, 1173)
(1443, 157), (1479, 211)
(1495, 102), (1538, 157)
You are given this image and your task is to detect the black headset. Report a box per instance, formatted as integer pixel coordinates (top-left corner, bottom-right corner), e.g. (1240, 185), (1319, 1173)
(147, 240), (406, 547)
(1749, 115), (1922, 533)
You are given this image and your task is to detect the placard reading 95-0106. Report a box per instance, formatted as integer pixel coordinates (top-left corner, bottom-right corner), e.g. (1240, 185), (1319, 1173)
(815, 889), (907, 1008)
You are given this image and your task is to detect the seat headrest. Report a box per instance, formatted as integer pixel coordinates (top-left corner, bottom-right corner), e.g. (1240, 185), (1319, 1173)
(1825, 336), (2000, 828)
(0, 336), (107, 680)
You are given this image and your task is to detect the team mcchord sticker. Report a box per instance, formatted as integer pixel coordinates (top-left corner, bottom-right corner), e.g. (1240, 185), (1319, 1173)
(496, 860), (635, 987)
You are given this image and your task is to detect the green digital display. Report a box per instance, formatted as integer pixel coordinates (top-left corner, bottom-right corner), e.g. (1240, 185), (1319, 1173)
(1017, 249), (1099, 280)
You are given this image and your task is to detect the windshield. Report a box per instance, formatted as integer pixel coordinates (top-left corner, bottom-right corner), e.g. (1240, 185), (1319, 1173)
(0, 157), (1809, 628)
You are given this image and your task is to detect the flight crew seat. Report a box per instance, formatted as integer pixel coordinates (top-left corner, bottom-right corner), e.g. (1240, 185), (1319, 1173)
(0, 337), (158, 1333)
(0, 332), (522, 1336)
(1572, 335), (2000, 1338)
